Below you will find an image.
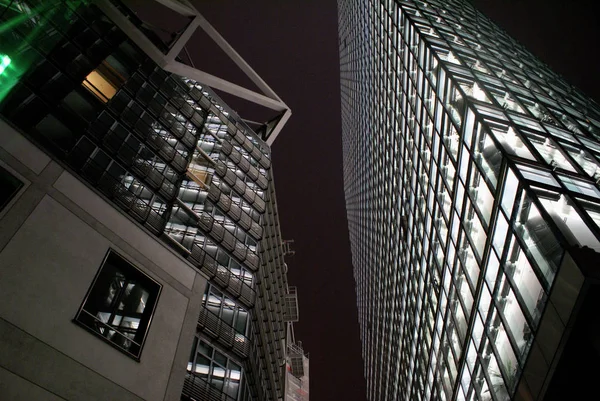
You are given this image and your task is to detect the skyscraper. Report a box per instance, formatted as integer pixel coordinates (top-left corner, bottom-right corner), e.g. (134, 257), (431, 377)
(339, 1), (600, 400)
(0, 1), (306, 400)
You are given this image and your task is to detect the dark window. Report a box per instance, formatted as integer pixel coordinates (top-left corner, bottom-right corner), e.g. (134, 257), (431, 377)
(0, 165), (23, 212)
(74, 250), (161, 359)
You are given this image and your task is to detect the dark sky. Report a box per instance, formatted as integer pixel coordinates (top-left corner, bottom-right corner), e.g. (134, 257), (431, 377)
(189, 2), (365, 401)
(472, 0), (600, 103)
(148, 1), (600, 400)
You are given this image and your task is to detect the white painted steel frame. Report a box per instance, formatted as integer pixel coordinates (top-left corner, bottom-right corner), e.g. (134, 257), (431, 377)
(95, 0), (290, 146)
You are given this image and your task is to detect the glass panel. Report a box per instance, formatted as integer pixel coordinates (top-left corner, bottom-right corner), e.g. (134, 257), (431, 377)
(82, 57), (127, 103)
(515, 193), (563, 284)
(460, 145), (470, 182)
(475, 366), (493, 401)
(235, 311), (248, 334)
(474, 126), (501, 189)
(190, 337), (246, 396)
(466, 209), (486, 258)
(479, 284), (492, 321)
(544, 124), (576, 143)
(473, 315), (485, 348)
(530, 137), (577, 172)
(501, 168), (518, 215)
(456, 180), (466, 213)
(505, 237), (545, 322)
(483, 342), (510, 400)
(586, 207), (600, 230)
(470, 168), (493, 226)
(456, 268), (474, 317)
(539, 195), (600, 253)
(485, 251), (500, 290)
(198, 340), (213, 358)
(221, 304), (235, 325)
(491, 318), (518, 387)
(194, 354), (211, 376)
(491, 126), (535, 160)
(567, 148), (600, 179)
(516, 164), (559, 187)
(493, 212), (509, 253)
(214, 350), (228, 367)
(500, 285), (532, 358)
(225, 361), (242, 398)
(459, 237), (480, 287)
(558, 174), (600, 199)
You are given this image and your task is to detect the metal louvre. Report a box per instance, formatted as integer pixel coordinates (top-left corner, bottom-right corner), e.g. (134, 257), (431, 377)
(228, 203), (242, 222)
(182, 373), (237, 401)
(220, 140), (233, 155)
(232, 242), (248, 261)
(197, 306), (250, 359)
(185, 243), (255, 309)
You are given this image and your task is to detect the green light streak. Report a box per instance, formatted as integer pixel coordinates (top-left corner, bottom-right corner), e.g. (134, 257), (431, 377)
(0, 0), (91, 103)
(0, 0), (61, 35)
(0, 0), (24, 13)
(0, 54), (10, 75)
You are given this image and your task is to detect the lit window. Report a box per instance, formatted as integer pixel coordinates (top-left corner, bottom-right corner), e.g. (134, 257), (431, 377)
(517, 164), (559, 187)
(471, 83), (488, 102)
(187, 161), (213, 188)
(202, 284), (249, 336)
(74, 250), (161, 359)
(82, 60), (125, 103)
(446, 51), (461, 65)
(186, 337), (244, 399)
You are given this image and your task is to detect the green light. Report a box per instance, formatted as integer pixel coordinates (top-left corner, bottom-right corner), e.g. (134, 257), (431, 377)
(0, 54), (10, 75)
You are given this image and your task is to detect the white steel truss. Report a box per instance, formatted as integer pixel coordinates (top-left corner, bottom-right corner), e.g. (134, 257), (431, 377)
(96, 0), (291, 146)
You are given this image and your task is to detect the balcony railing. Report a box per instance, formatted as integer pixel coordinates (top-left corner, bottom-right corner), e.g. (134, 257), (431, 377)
(197, 306), (250, 359)
(181, 372), (237, 401)
(283, 286), (299, 322)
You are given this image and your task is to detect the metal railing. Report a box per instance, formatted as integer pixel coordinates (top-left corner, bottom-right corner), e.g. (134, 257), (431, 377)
(197, 306), (250, 359)
(181, 372), (237, 401)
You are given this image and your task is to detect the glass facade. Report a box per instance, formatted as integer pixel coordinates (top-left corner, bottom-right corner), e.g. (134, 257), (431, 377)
(339, 0), (600, 400)
(0, 1), (302, 401)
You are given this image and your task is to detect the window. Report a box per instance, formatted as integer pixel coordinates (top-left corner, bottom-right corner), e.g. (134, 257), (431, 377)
(187, 337), (246, 400)
(74, 250), (161, 359)
(82, 58), (126, 103)
(0, 164), (23, 212)
(203, 285), (249, 336)
(83, 69), (118, 102)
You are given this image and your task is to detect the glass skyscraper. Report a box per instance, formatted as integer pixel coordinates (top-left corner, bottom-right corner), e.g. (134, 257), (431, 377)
(0, 1), (305, 401)
(339, 0), (600, 400)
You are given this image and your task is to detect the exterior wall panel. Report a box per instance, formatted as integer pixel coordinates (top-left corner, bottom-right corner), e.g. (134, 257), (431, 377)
(0, 193), (198, 401)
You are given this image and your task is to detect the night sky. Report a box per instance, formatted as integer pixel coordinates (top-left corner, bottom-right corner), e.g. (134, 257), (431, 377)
(149, 1), (600, 400)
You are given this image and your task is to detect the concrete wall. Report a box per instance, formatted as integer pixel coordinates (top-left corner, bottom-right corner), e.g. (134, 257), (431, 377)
(0, 120), (207, 401)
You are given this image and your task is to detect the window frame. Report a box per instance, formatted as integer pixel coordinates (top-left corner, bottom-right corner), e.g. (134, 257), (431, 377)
(0, 161), (27, 218)
(73, 249), (162, 361)
(187, 336), (245, 400)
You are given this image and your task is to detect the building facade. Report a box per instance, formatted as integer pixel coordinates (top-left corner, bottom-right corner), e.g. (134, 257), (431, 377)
(284, 330), (309, 401)
(339, 0), (600, 400)
(0, 1), (305, 400)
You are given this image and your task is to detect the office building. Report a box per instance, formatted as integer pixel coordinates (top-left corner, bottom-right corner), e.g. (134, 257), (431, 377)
(339, 0), (600, 400)
(0, 1), (306, 400)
